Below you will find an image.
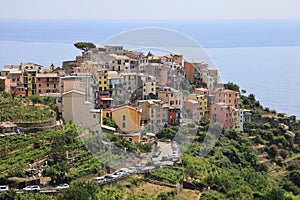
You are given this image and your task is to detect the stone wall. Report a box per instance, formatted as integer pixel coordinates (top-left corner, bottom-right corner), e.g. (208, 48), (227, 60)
(15, 118), (57, 133)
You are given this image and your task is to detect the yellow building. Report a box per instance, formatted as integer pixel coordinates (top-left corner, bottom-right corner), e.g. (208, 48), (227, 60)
(97, 70), (109, 92)
(111, 105), (141, 134)
(187, 94), (209, 117)
(20, 63), (44, 96)
(119, 133), (140, 143)
(232, 109), (239, 131)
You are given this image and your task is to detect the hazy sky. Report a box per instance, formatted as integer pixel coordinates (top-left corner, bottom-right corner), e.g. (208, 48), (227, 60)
(1, 0), (300, 20)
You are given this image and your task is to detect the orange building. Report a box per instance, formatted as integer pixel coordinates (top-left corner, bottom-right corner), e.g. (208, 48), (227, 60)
(111, 105), (141, 134)
(214, 89), (240, 109)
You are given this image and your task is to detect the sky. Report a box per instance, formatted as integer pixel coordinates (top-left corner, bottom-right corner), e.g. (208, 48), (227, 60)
(0, 0), (300, 20)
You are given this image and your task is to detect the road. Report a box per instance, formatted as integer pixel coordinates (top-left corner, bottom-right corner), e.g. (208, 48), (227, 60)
(152, 141), (174, 162)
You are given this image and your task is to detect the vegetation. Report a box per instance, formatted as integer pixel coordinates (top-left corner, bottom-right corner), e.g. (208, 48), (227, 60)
(0, 80), (4, 91)
(103, 117), (118, 129)
(149, 168), (181, 185)
(74, 42), (96, 52)
(1, 83), (300, 199)
(0, 95), (56, 122)
(224, 81), (240, 92)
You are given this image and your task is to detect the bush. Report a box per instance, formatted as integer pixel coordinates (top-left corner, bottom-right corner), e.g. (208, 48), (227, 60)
(279, 149), (290, 159)
(156, 190), (176, 200)
(287, 160), (300, 171)
(264, 188), (290, 200)
(149, 168), (181, 185)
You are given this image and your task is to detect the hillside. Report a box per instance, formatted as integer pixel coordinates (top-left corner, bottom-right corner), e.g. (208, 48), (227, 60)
(0, 92), (56, 123)
(0, 93), (300, 200)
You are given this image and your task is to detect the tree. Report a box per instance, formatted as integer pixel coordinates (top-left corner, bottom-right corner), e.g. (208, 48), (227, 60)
(0, 79), (4, 92)
(224, 82), (240, 92)
(74, 42), (96, 52)
(146, 51), (154, 57)
(268, 144), (279, 159)
(58, 180), (99, 200)
(0, 190), (16, 200)
(264, 188), (289, 200)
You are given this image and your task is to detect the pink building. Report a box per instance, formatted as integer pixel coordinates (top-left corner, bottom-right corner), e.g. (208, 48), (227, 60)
(214, 89), (240, 109)
(159, 66), (169, 87)
(185, 99), (201, 122)
(138, 100), (168, 133)
(194, 88), (209, 96)
(210, 102), (233, 129)
(0, 77), (10, 93)
(157, 87), (183, 108)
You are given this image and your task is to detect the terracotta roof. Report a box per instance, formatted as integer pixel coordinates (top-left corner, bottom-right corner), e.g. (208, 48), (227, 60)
(223, 89), (238, 93)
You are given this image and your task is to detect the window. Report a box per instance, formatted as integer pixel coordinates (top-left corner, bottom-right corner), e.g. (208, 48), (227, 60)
(122, 122), (126, 128)
(38, 90), (41, 93)
(39, 84), (41, 87)
(93, 114), (96, 118)
(47, 84), (49, 87)
(122, 114), (126, 121)
(54, 84), (56, 88)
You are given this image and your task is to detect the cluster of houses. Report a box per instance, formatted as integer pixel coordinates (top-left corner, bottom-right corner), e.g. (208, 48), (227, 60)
(0, 45), (251, 141)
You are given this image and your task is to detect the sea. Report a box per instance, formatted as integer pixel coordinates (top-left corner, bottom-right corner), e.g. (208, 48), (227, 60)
(0, 19), (299, 118)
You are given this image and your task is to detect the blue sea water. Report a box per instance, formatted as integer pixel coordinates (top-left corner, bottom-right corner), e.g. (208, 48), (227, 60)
(0, 19), (299, 117)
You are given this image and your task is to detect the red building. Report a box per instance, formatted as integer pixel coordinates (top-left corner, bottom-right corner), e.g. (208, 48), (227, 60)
(184, 61), (195, 83)
(36, 73), (60, 94)
(168, 107), (181, 125)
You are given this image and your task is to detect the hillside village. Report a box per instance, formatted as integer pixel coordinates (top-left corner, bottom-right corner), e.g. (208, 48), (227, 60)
(1, 44), (300, 199)
(0, 45), (252, 140)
